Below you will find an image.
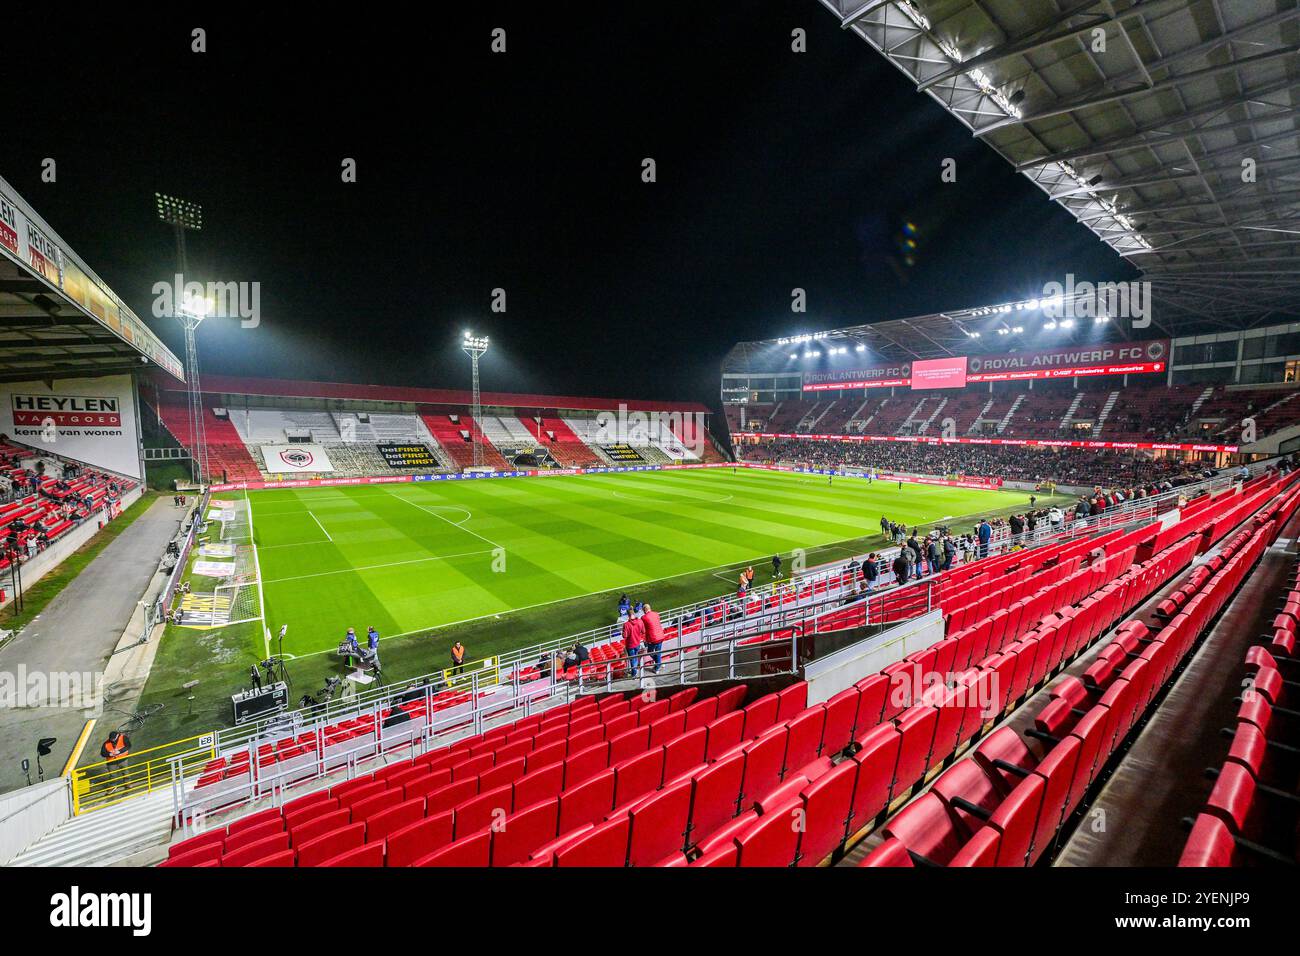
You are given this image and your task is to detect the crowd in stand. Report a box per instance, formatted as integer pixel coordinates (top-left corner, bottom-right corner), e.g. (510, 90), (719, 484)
(740, 438), (1212, 487)
(0, 442), (127, 569)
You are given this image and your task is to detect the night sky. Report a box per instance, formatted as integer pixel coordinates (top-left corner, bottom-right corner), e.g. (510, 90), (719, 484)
(1, 4), (1131, 413)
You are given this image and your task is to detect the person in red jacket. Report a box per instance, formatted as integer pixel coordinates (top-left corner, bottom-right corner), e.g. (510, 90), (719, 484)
(622, 612), (646, 678)
(641, 603), (664, 673)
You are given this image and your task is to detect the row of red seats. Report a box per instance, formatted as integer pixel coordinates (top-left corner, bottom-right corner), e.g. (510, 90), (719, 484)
(865, 484), (1297, 866)
(168, 687), (730, 865)
(1181, 490), (1300, 866)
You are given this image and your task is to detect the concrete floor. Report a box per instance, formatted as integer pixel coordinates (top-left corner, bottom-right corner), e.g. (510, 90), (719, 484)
(0, 497), (183, 795)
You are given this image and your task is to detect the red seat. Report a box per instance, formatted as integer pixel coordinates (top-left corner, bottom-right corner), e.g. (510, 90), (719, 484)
(782, 707), (825, 777)
(704, 711), (745, 760)
(491, 798), (559, 868)
(426, 778), (479, 815)
(663, 726), (707, 781)
(290, 808), (352, 847)
(686, 753), (745, 849)
(613, 748), (665, 808)
(883, 793), (969, 865)
(626, 779), (693, 866)
(857, 836), (915, 867)
(987, 774), (1046, 867)
(738, 726), (789, 808)
(796, 759), (856, 867)
(320, 842), (385, 867)
(563, 742), (610, 789)
(735, 802), (802, 867)
(555, 815), (631, 867)
(741, 692), (781, 738)
(558, 769), (616, 833)
(648, 711), (686, 746)
(296, 822), (366, 867)
(453, 784), (513, 838)
(608, 726), (649, 765)
(363, 797), (426, 843)
(385, 811), (455, 868)
(683, 697), (718, 731)
(414, 829), (491, 867)
(847, 724), (902, 837)
(892, 705), (939, 796)
(949, 826), (1001, 867)
(820, 687), (861, 756)
(222, 819), (285, 854)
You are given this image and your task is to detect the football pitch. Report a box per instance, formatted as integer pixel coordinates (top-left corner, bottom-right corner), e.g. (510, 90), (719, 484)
(240, 468), (1019, 659)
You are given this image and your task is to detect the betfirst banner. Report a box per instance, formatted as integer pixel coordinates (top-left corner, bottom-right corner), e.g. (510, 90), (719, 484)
(261, 443), (336, 473)
(0, 375), (142, 478)
(803, 340), (1170, 391)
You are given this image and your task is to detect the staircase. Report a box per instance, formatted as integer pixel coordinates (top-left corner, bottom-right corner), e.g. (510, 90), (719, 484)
(796, 403), (822, 432)
(1091, 390), (1121, 438)
(918, 397), (948, 434)
(8, 786), (175, 867)
(846, 395), (875, 432)
(996, 394), (1026, 434)
(901, 397), (929, 434)
(967, 398), (995, 435)
(1059, 391), (1085, 431)
(1188, 386), (1215, 418)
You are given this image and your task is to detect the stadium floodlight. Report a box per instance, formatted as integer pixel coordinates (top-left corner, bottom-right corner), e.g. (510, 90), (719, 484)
(155, 191), (209, 486)
(1060, 318), (1076, 329)
(461, 331), (491, 468)
(855, 344), (867, 352)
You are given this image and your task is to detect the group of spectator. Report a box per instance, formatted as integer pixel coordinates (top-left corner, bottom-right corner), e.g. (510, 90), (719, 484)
(741, 438), (1214, 488)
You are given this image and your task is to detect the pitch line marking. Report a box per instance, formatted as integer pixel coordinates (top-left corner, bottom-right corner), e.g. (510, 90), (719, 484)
(308, 511), (333, 542)
(262, 548), (498, 584)
(392, 494), (502, 549)
(611, 490), (734, 504)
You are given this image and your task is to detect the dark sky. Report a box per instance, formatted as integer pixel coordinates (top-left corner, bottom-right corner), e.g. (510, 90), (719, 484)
(1, 3), (1130, 413)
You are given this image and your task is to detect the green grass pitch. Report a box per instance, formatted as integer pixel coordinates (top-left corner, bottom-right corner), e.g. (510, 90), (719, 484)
(242, 468), (1019, 659)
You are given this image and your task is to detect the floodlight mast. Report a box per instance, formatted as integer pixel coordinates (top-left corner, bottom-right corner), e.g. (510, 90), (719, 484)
(155, 192), (208, 486)
(461, 333), (490, 468)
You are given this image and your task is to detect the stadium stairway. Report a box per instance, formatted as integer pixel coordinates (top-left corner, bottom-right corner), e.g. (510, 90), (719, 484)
(531, 416), (604, 467)
(150, 398), (262, 482)
(419, 412), (511, 471)
(7, 787), (176, 867)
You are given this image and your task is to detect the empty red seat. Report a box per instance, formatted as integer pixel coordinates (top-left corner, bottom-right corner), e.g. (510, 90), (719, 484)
(297, 822), (365, 867)
(686, 753), (745, 849)
(492, 798), (559, 868)
(555, 815), (631, 867)
(385, 811), (454, 868)
(626, 779), (693, 866)
(558, 769), (616, 833)
(415, 829), (491, 867)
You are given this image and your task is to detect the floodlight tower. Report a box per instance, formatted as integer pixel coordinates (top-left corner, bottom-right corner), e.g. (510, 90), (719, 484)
(155, 193), (208, 486)
(461, 331), (490, 468)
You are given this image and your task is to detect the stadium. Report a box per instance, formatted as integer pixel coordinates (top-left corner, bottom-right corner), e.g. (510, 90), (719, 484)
(0, 2), (1296, 918)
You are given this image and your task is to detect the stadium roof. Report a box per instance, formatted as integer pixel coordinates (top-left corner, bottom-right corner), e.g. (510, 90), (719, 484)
(0, 176), (184, 385)
(150, 373), (711, 414)
(819, 0), (1300, 333)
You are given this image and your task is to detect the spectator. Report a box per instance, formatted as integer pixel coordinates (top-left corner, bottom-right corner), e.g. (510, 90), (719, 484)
(642, 602), (664, 673)
(622, 612), (645, 677)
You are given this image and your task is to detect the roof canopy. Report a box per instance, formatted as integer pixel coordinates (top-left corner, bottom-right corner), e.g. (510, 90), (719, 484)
(820, 0), (1300, 332)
